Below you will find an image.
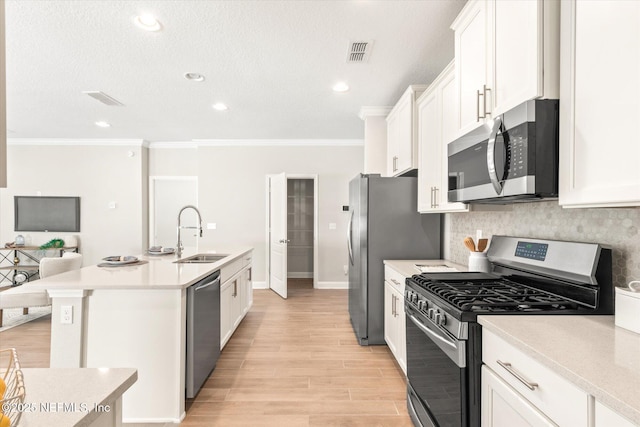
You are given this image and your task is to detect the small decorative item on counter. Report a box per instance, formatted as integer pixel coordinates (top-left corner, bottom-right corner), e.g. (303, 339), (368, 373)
(464, 235), (491, 273)
(39, 238), (65, 250)
(14, 235), (25, 247)
(615, 280), (640, 334)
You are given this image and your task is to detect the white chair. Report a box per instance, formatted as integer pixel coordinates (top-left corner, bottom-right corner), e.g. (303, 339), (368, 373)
(0, 252), (83, 327)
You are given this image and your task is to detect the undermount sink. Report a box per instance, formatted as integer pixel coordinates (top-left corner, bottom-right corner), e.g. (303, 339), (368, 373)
(174, 254), (229, 264)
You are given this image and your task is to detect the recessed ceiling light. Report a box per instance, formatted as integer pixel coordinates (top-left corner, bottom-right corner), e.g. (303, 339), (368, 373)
(212, 103), (228, 111)
(134, 14), (162, 32)
(95, 121), (111, 128)
(333, 82), (350, 92)
(184, 72), (205, 82)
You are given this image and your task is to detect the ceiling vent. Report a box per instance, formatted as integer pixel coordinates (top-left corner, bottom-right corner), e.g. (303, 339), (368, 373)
(82, 91), (125, 106)
(347, 41), (373, 63)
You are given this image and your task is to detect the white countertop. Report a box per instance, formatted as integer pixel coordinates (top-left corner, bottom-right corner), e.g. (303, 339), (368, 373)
(479, 315), (640, 425)
(28, 246), (252, 290)
(18, 368), (137, 427)
(383, 259), (468, 277)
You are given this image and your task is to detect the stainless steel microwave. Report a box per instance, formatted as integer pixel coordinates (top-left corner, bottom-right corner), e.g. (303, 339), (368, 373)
(447, 99), (559, 204)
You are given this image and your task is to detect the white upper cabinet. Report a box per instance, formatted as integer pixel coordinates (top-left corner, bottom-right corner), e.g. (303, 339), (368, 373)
(386, 85), (428, 177)
(559, 0), (640, 208)
(451, 0), (559, 139)
(417, 62), (469, 213)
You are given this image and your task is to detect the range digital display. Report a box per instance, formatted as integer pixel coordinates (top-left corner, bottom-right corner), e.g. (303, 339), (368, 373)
(515, 241), (548, 261)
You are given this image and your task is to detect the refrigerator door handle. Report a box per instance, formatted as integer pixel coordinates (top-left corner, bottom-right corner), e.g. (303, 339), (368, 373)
(347, 210), (354, 265)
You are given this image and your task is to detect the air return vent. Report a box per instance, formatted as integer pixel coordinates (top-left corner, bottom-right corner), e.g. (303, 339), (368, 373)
(82, 91), (124, 106)
(347, 41), (373, 63)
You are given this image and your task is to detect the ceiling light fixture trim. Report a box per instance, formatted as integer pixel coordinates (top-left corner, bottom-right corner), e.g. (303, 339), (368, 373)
(332, 82), (350, 92)
(95, 121), (111, 128)
(134, 14), (163, 32)
(212, 103), (228, 111)
(184, 72), (205, 82)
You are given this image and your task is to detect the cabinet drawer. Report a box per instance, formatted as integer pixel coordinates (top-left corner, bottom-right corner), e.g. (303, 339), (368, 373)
(483, 329), (589, 426)
(384, 265), (406, 293)
(221, 258), (244, 283)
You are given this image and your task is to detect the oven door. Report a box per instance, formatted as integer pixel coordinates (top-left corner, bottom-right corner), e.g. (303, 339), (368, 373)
(406, 304), (468, 427)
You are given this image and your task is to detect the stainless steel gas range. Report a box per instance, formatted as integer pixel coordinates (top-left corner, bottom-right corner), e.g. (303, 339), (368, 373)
(404, 236), (614, 427)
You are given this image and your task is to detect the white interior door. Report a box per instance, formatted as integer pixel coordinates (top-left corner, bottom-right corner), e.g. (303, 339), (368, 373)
(269, 173), (288, 299)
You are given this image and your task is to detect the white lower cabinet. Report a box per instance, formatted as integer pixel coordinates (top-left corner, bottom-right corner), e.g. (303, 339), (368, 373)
(220, 253), (253, 349)
(595, 401), (637, 427)
(383, 265), (407, 375)
(482, 329), (589, 426)
(482, 365), (555, 427)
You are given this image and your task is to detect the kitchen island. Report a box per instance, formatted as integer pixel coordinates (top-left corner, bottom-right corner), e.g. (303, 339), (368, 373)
(29, 246), (253, 424)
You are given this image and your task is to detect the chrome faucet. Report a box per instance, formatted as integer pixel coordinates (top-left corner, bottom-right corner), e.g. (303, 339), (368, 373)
(177, 205), (203, 257)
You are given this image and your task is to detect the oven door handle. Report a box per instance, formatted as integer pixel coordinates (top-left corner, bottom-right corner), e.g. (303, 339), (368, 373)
(407, 311), (466, 368)
(487, 116), (504, 195)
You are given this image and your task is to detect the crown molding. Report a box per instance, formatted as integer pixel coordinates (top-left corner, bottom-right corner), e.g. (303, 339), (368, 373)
(7, 138), (148, 147)
(358, 106), (393, 120)
(189, 139), (364, 147)
(147, 142), (198, 149)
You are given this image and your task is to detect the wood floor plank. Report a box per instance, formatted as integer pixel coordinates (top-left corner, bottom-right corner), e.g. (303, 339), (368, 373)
(0, 280), (413, 426)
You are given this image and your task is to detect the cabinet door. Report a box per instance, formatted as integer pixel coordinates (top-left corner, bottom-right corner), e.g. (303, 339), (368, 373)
(559, 0), (640, 207)
(595, 401), (637, 427)
(392, 286), (407, 375)
(417, 87), (441, 213)
(395, 93), (414, 175)
(439, 68), (469, 212)
(482, 366), (556, 427)
(384, 281), (398, 355)
(492, 0), (543, 116)
(386, 109), (399, 177)
(453, 0), (490, 137)
(220, 281), (234, 348)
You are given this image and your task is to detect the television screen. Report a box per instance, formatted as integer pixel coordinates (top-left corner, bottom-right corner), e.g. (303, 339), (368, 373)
(14, 196), (81, 232)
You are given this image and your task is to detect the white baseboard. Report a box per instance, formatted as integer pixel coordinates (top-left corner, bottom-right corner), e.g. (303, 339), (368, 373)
(316, 281), (348, 289)
(252, 281), (268, 289)
(287, 272), (313, 279)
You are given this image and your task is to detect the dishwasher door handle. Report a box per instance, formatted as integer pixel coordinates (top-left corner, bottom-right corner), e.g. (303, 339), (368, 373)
(195, 278), (219, 291)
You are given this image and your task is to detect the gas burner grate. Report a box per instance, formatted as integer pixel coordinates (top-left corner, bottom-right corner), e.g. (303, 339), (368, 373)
(410, 276), (581, 312)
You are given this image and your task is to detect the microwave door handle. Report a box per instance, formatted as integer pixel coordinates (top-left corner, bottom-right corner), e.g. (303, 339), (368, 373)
(487, 116), (504, 195)
(347, 210), (354, 265)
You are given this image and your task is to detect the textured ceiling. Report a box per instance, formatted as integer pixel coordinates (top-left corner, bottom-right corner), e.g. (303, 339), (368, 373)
(5, 0), (466, 142)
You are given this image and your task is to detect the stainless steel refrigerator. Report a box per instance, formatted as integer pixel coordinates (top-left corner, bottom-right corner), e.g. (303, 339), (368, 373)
(348, 174), (441, 345)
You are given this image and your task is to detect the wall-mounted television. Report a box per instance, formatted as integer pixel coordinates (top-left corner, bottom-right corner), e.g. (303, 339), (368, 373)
(14, 196), (81, 232)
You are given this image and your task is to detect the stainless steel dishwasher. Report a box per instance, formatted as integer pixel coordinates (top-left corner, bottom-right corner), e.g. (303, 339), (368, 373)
(186, 270), (221, 398)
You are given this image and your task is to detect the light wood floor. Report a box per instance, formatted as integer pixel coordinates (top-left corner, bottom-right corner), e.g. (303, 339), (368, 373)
(0, 281), (412, 426)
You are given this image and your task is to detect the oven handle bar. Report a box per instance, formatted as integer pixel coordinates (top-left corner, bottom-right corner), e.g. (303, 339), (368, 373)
(407, 310), (466, 368)
(497, 360), (539, 391)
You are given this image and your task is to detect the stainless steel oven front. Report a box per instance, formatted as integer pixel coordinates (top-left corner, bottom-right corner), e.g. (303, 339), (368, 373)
(405, 296), (481, 427)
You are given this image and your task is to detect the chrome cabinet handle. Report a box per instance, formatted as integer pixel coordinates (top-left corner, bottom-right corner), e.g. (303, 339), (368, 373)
(433, 187), (439, 208)
(477, 89), (483, 121)
(487, 116), (504, 195)
(497, 360), (539, 391)
(278, 239), (291, 244)
(390, 278), (401, 286)
(483, 85), (492, 116)
(392, 294), (396, 317)
(430, 187), (434, 208)
(233, 280), (237, 297)
(393, 156), (398, 172)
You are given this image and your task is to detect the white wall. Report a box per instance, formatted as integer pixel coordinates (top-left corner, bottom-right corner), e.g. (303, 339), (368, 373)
(0, 141), (148, 270)
(150, 142), (364, 285)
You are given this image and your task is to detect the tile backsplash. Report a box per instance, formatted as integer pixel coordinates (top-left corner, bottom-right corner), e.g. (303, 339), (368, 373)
(448, 202), (640, 288)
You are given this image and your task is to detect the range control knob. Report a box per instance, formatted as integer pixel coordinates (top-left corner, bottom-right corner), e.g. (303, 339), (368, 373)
(417, 300), (427, 311)
(427, 308), (436, 319)
(434, 312), (447, 326)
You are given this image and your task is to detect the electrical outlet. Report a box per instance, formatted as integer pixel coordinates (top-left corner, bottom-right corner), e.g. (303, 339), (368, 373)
(61, 305), (73, 324)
